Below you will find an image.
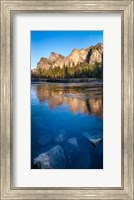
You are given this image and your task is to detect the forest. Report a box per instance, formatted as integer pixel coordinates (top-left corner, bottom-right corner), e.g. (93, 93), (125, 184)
(31, 62), (103, 79)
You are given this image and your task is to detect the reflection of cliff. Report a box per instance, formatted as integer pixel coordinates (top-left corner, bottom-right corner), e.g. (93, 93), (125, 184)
(35, 84), (103, 117)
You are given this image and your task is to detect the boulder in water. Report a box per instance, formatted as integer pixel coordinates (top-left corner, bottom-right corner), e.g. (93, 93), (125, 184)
(33, 145), (66, 169)
(54, 130), (68, 145)
(83, 132), (102, 147)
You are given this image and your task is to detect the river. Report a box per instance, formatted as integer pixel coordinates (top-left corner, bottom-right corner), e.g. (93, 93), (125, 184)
(31, 81), (103, 169)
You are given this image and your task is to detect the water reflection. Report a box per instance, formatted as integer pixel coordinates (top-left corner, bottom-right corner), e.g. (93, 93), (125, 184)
(34, 83), (103, 117)
(31, 82), (103, 169)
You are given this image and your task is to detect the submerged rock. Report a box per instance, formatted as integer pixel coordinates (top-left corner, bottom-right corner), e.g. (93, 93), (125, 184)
(89, 138), (102, 146)
(54, 130), (68, 145)
(38, 134), (52, 146)
(33, 145), (66, 169)
(83, 132), (102, 147)
(67, 137), (78, 146)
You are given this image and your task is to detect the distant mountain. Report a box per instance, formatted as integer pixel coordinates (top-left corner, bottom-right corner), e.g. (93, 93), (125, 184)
(33, 43), (103, 70)
(32, 43), (103, 79)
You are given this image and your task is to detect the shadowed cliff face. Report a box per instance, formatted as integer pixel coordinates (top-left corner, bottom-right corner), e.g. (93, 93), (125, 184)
(34, 82), (103, 117)
(34, 43), (103, 71)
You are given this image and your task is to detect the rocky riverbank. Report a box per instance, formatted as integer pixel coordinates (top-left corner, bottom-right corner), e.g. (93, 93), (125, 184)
(31, 77), (103, 84)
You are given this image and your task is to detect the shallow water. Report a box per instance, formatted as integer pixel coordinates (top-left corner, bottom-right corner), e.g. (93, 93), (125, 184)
(31, 81), (103, 169)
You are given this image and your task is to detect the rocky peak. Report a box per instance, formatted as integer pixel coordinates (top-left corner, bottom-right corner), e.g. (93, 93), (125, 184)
(37, 57), (51, 70)
(95, 43), (103, 54)
(88, 44), (103, 65)
(40, 57), (48, 62)
(49, 52), (64, 62)
(71, 48), (79, 53)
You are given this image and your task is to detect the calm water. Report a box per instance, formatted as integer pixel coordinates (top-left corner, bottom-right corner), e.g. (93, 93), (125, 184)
(31, 81), (103, 169)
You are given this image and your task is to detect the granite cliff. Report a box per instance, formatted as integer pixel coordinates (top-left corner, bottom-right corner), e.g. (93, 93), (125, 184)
(33, 43), (103, 73)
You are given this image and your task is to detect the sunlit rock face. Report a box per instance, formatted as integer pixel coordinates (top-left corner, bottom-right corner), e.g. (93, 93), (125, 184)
(49, 52), (64, 62)
(35, 83), (103, 117)
(37, 57), (51, 70)
(89, 48), (102, 65)
(35, 43), (103, 71)
(79, 49), (89, 60)
(65, 48), (88, 66)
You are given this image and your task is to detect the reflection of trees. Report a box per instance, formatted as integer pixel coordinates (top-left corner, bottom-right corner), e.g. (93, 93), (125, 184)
(35, 84), (103, 117)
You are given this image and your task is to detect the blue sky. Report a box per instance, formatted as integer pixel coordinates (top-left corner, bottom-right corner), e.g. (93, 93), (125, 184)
(31, 31), (103, 69)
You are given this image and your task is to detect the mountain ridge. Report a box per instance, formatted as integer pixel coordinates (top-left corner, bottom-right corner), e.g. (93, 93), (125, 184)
(32, 43), (103, 79)
(33, 43), (103, 71)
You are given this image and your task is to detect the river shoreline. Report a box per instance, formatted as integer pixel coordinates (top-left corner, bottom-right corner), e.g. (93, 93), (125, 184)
(31, 77), (103, 84)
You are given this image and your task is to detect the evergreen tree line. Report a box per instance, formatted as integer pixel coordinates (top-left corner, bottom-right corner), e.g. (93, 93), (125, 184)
(32, 62), (103, 79)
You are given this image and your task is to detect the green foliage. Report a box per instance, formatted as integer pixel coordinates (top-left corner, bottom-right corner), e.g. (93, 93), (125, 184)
(33, 62), (103, 79)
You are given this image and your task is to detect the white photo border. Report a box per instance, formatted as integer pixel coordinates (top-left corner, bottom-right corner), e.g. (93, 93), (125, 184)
(13, 13), (121, 187)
